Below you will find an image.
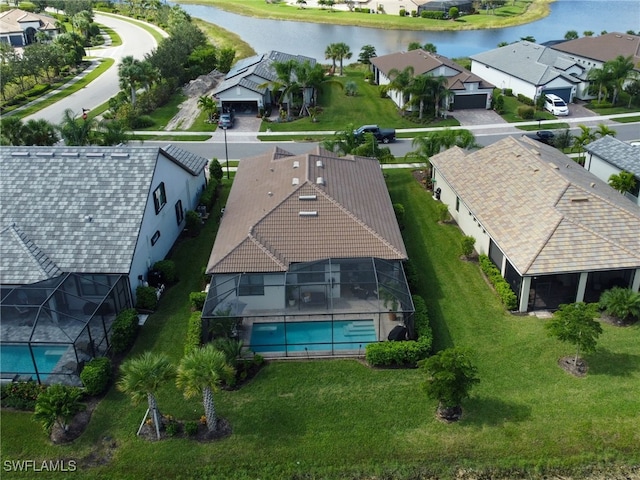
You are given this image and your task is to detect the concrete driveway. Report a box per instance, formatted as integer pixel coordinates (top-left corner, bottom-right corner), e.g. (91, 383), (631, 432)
(451, 109), (507, 126)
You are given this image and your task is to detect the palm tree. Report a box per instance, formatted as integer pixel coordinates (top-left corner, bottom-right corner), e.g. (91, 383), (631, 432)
(176, 344), (235, 433)
(260, 59), (299, 119)
(608, 171), (637, 195)
(607, 55), (635, 105)
(58, 108), (96, 146)
(117, 352), (175, 440)
(429, 75), (451, 118)
(594, 123), (617, 138)
(405, 74), (433, 120)
(23, 119), (59, 146)
(572, 124), (596, 165)
(198, 95), (218, 123)
(33, 385), (85, 435)
(96, 118), (129, 146)
(385, 66), (414, 113)
(138, 60), (160, 92)
(119, 55), (144, 107)
(0, 116), (25, 145)
(324, 44), (338, 74)
(333, 42), (352, 76)
(599, 287), (640, 323)
(587, 64), (614, 103)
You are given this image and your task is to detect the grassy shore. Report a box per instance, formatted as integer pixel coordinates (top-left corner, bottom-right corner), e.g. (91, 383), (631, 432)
(177, 0), (553, 31)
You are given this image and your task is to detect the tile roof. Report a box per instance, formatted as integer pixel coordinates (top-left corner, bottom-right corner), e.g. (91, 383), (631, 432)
(0, 146), (207, 285)
(372, 49), (494, 90)
(430, 136), (640, 276)
(0, 8), (57, 34)
(551, 32), (640, 71)
(585, 136), (640, 177)
(207, 147), (407, 274)
(470, 41), (583, 85)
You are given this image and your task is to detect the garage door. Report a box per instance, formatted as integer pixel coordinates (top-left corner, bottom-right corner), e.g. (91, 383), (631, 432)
(453, 94), (487, 109)
(542, 88), (572, 103)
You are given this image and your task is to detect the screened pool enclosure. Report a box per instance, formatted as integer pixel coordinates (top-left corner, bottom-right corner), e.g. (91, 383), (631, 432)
(1, 273), (132, 384)
(202, 258), (415, 357)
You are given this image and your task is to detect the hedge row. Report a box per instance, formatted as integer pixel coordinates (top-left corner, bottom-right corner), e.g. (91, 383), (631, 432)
(478, 254), (518, 310)
(184, 311), (202, 356)
(80, 357), (112, 396)
(136, 286), (158, 311)
(189, 291), (207, 311)
(110, 308), (139, 354)
(365, 294), (432, 367)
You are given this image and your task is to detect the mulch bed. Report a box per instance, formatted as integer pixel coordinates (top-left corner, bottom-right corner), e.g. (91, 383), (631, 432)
(137, 417), (232, 443)
(558, 356), (588, 377)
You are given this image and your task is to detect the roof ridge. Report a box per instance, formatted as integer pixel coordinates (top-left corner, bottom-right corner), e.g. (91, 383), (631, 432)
(560, 215), (640, 261)
(248, 230), (289, 269)
(9, 223), (63, 280)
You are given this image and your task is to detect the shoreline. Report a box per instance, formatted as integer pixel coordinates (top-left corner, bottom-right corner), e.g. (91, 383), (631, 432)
(176, 0), (554, 32)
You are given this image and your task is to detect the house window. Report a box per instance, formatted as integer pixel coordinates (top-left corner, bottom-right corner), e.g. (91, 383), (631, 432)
(153, 183), (167, 214)
(455, 197), (460, 212)
(175, 200), (184, 225)
(151, 230), (161, 246)
(239, 274), (264, 296)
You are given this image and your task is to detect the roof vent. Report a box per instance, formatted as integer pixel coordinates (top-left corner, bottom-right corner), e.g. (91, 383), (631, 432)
(83, 215), (93, 223)
(549, 162), (559, 170)
(61, 152), (79, 157)
(298, 195), (317, 201)
(590, 182), (596, 188)
(316, 160), (324, 168)
(571, 197), (589, 202)
(292, 177), (299, 185)
(11, 152), (29, 157)
(293, 161), (299, 168)
(36, 152), (54, 157)
(268, 191), (273, 196)
(86, 153), (104, 158)
(299, 211), (318, 217)
(111, 153), (129, 158)
(316, 176), (325, 185)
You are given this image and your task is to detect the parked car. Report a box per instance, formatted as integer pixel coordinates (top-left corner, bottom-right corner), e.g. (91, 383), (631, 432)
(526, 130), (556, 146)
(543, 94), (569, 116)
(353, 125), (396, 144)
(219, 112), (234, 129)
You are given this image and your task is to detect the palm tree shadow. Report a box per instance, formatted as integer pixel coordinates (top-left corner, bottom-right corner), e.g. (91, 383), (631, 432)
(461, 396), (532, 426)
(585, 348), (640, 377)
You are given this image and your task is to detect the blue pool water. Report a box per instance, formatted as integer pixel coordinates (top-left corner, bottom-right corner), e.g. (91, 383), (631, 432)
(250, 320), (377, 353)
(0, 344), (69, 380)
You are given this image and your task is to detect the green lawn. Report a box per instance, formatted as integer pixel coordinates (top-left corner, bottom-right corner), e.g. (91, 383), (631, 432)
(2, 172), (639, 479)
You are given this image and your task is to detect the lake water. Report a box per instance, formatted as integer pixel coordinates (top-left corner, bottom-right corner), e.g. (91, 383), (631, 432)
(176, 0), (640, 59)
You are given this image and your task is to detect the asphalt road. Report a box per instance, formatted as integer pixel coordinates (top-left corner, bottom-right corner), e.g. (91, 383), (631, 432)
(24, 13), (164, 125)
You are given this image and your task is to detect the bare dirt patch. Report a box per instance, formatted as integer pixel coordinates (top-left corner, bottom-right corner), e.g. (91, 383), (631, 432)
(558, 355), (588, 377)
(165, 71), (225, 131)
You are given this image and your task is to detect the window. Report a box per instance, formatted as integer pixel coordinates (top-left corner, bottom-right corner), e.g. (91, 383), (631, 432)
(153, 183), (167, 214)
(175, 200), (184, 225)
(239, 275), (264, 296)
(151, 230), (161, 246)
(455, 197), (460, 212)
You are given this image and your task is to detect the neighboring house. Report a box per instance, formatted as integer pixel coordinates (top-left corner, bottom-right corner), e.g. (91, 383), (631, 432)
(0, 9), (58, 47)
(470, 41), (584, 103)
(411, 0), (474, 14)
(372, 49), (495, 111)
(211, 50), (316, 115)
(430, 136), (640, 313)
(203, 146), (413, 357)
(584, 135), (640, 205)
(0, 145), (208, 384)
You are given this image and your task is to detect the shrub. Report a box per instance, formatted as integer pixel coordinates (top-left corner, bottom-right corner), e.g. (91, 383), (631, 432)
(411, 10), (418, 17)
(80, 357), (112, 396)
(136, 286), (158, 311)
(599, 287), (640, 322)
(110, 308), (139, 353)
(131, 115), (154, 129)
(517, 105), (535, 119)
(436, 203), (450, 223)
(460, 235), (476, 257)
(209, 158), (223, 181)
(184, 311), (202, 356)
(189, 291), (208, 311)
(399, 8), (406, 16)
(393, 203), (405, 229)
(153, 260), (177, 284)
(420, 10), (445, 19)
(494, 95), (505, 114)
(413, 295), (432, 346)
(185, 210), (202, 236)
(185, 421), (198, 436)
(0, 382), (47, 410)
(478, 255), (518, 310)
(403, 259), (420, 293)
(517, 94), (534, 106)
(503, 88), (513, 96)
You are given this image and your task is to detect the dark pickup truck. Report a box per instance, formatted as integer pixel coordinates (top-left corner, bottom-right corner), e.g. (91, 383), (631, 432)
(354, 125), (396, 144)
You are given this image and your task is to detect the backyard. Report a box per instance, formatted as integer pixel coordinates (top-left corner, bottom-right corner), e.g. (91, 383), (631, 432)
(1, 171), (639, 479)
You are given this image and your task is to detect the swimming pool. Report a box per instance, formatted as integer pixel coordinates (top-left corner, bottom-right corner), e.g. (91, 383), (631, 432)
(249, 320), (377, 354)
(0, 344), (69, 381)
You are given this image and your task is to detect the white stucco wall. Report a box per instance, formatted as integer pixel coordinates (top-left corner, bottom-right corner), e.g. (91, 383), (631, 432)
(585, 154), (640, 205)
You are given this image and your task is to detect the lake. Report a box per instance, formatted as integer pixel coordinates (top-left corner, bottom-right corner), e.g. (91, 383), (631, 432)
(176, 0), (640, 59)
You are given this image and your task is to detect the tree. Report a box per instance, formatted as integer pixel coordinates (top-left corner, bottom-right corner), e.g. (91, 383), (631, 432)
(1, 116), (25, 145)
(448, 6), (459, 19)
(260, 59), (299, 119)
(358, 44), (376, 66)
(422, 42), (437, 53)
(198, 95), (218, 123)
(385, 65), (414, 112)
(58, 108), (96, 146)
(324, 43), (338, 74)
(33, 385), (85, 435)
(420, 347), (479, 421)
(572, 124), (596, 165)
(545, 302), (602, 370)
(332, 42), (352, 76)
(594, 123), (616, 138)
(119, 55), (144, 107)
(407, 41), (422, 51)
(607, 55), (635, 105)
(624, 78), (640, 108)
(176, 344), (235, 433)
(564, 30), (578, 40)
(405, 74), (433, 119)
(118, 351), (175, 440)
(22, 119), (59, 146)
(599, 287), (640, 323)
(96, 118), (130, 146)
(608, 171), (637, 195)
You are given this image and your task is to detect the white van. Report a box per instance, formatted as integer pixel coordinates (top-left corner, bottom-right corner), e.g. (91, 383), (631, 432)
(544, 94), (569, 116)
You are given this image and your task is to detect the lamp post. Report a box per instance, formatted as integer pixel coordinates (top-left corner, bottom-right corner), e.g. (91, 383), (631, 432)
(222, 125), (229, 179)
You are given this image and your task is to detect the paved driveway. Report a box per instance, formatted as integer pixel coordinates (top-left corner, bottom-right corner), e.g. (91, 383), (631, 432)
(451, 109), (507, 126)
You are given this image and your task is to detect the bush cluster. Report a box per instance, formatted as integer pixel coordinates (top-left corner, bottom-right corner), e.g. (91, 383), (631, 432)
(110, 308), (139, 354)
(80, 357), (112, 396)
(517, 94), (534, 106)
(517, 105), (535, 119)
(365, 294), (433, 367)
(189, 291), (208, 311)
(0, 381), (47, 410)
(503, 88), (513, 96)
(153, 260), (177, 284)
(353, 7), (372, 13)
(420, 10), (445, 19)
(185, 312), (203, 356)
(136, 286), (158, 311)
(478, 255), (518, 310)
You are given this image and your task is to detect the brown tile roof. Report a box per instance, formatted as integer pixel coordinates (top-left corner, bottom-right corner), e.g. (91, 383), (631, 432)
(430, 136), (640, 275)
(0, 9), (57, 33)
(207, 147), (407, 274)
(371, 49), (494, 90)
(552, 32), (640, 71)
